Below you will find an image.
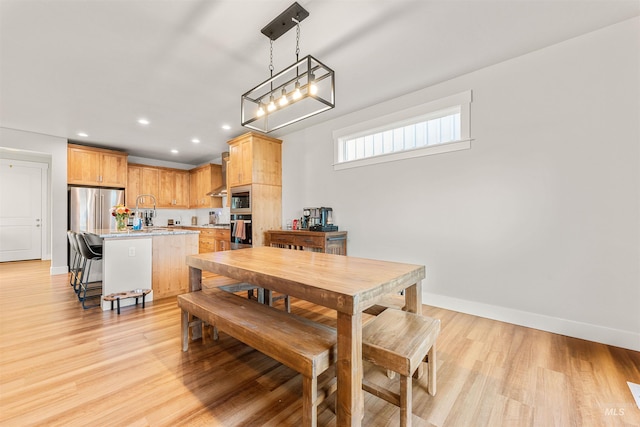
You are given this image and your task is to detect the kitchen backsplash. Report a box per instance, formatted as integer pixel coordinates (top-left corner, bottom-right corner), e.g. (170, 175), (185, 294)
(150, 207), (230, 226)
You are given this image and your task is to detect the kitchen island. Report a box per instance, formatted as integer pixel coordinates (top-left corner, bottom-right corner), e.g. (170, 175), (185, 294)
(88, 228), (199, 310)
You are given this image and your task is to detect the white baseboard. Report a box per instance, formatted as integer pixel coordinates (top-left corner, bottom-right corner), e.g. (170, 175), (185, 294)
(50, 265), (68, 275)
(423, 291), (640, 352)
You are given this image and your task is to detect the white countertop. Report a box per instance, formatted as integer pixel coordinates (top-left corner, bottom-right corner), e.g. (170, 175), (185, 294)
(86, 228), (200, 238)
(177, 224), (231, 229)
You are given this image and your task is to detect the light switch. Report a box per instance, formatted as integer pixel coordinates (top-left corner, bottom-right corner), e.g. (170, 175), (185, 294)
(128, 247), (135, 257)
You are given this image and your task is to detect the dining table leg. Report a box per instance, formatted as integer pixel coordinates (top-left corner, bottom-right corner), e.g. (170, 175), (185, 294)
(189, 266), (202, 292)
(404, 281), (422, 314)
(188, 267), (203, 340)
(336, 310), (364, 426)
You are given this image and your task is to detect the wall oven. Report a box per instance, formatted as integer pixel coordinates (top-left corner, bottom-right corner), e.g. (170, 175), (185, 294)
(230, 185), (251, 214)
(230, 213), (252, 250)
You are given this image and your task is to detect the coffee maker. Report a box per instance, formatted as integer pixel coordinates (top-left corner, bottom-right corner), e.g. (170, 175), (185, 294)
(302, 208), (311, 229)
(310, 207), (338, 232)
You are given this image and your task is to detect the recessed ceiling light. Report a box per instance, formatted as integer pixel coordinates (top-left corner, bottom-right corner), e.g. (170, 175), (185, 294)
(171, 149), (179, 154)
(191, 138), (201, 144)
(221, 124), (231, 130)
(77, 132), (89, 137)
(137, 118), (150, 125)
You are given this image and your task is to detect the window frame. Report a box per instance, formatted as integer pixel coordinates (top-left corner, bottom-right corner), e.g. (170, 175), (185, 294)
(333, 90), (472, 170)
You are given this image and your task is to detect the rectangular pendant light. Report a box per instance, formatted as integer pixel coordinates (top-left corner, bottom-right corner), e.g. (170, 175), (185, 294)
(240, 3), (335, 133)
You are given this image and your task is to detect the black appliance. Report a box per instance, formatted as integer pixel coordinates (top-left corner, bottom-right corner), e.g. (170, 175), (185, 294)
(230, 213), (252, 249)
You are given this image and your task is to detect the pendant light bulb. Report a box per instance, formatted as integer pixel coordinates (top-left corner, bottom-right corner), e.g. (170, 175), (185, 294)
(279, 88), (289, 107)
(256, 102), (265, 117)
(267, 95), (277, 112)
(309, 73), (318, 96)
(292, 81), (302, 100)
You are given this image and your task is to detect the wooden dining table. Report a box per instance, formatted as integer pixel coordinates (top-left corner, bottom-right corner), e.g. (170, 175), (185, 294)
(186, 246), (426, 426)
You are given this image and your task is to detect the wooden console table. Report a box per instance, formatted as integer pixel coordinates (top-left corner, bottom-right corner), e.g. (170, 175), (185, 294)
(265, 229), (348, 255)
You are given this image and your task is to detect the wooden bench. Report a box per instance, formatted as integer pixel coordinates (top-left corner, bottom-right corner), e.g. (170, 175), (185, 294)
(103, 289), (151, 315)
(362, 308), (440, 427)
(177, 288), (337, 427)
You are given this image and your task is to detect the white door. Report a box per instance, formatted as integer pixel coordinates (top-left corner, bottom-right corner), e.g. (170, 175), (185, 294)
(0, 159), (45, 262)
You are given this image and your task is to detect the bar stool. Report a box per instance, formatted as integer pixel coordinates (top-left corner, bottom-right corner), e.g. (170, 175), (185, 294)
(362, 308), (440, 427)
(74, 233), (103, 309)
(67, 231), (82, 292)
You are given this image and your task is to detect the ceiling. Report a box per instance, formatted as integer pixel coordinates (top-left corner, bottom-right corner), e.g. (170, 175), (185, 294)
(1, 0), (638, 166)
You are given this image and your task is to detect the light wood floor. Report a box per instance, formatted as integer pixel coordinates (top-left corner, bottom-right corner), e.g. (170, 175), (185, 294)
(1, 260), (638, 426)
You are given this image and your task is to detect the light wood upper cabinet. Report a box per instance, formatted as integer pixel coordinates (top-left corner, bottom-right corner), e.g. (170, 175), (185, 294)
(158, 169), (189, 208)
(129, 164), (190, 209)
(228, 138), (251, 187)
(68, 144), (127, 187)
(127, 164), (159, 208)
(126, 165), (141, 208)
(188, 164), (222, 209)
(227, 132), (282, 187)
(175, 170), (190, 208)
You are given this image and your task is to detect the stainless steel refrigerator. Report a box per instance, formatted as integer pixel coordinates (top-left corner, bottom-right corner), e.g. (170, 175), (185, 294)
(68, 186), (125, 233)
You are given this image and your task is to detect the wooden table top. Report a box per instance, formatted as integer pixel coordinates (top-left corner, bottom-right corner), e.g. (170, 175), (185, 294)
(186, 246), (425, 314)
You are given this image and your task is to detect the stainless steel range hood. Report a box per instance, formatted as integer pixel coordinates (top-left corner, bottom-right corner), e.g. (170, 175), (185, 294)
(207, 151), (228, 197)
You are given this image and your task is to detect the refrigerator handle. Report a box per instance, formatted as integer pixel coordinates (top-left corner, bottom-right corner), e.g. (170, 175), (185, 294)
(100, 194), (105, 229)
(95, 193), (100, 230)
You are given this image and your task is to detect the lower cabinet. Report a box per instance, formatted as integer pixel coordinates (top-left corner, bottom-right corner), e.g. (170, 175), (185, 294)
(152, 234), (199, 298)
(197, 228), (231, 254)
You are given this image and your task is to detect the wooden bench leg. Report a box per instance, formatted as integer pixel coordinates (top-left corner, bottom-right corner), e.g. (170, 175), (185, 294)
(116, 298), (121, 315)
(427, 343), (436, 396)
(181, 309), (189, 351)
(400, 374), (412, 427)
(302, 375), (318, 427)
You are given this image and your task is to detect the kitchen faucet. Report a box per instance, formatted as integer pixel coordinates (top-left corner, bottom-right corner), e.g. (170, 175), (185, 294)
(135, 194), (157, 227)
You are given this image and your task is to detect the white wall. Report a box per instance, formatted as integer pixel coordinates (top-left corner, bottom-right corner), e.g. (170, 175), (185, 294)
(280, 18), (640, 350)
(0, 127), (68, 274)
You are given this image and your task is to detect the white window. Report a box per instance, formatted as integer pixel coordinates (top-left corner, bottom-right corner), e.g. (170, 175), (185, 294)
(333, 90), (472, 170)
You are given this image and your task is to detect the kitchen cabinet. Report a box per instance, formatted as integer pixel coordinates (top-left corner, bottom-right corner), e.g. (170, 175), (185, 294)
(195, 227), (230, 253)
(214, 228), (231, 252)
(93, 229), (199, 304)
(189, 164), (222, 209)
(127, 164), (159, 208)
(227, 132), (283, 246)
(158, 169), (189, 208)
(68, 144), (127, 187)
(129, 164), (191, 209)
(152, 233), (199, 298)
(227, 132), (282, 187)
(265, 230), (348, 255)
